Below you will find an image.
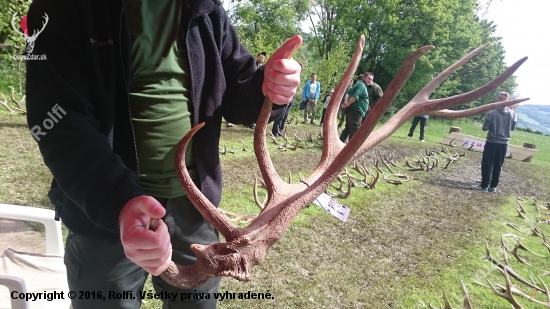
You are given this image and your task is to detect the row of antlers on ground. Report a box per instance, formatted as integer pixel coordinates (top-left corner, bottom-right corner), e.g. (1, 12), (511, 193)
(157, 35), (529, 289)
(0, 88), (26, 114)
(431, 196), (549, 309)
(219, 147), (466, 224)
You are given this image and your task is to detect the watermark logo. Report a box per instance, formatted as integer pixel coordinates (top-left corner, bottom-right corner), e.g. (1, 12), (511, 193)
(30, 104), (66, 142)
(11, 12), (48, 54)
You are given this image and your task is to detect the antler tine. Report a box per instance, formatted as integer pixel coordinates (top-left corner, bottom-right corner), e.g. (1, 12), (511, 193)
(308, 37), (431, 184)
(430, 98), (529, 119)
(421, 56), (528, 114)
(415, 44), (490, 103)
(460, 279), (474, 309)
(253, 42), (301, 197)
(348, 50), (527, 162)
(175, 123), (238, 239)
(301, 35), (365, 182)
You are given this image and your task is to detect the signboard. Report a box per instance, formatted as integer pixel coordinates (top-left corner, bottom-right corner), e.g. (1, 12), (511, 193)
(462, 137), (511, 157)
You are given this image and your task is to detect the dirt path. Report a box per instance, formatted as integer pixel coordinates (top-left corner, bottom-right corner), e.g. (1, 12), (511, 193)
(0, 218), (45, 254)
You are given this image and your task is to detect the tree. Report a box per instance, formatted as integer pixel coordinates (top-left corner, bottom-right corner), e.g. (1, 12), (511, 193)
(0, 0), (32, 95)
(227, 0), (308, 54)
(303, 0), (516, 113)
(0, 0), (32, 47)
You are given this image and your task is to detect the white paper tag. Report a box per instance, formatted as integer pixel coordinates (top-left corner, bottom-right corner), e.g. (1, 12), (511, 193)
(312, 193), (350, 222)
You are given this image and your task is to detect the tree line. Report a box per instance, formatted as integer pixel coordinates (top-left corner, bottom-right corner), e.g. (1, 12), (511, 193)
(0, 0), (517, 115)
(227, 0), (517, 113)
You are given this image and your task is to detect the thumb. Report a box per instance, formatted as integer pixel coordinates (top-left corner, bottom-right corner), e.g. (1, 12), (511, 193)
(121, 196), (166, 223)
(268, 35), (302, 62)
(135, 196), (166, 219)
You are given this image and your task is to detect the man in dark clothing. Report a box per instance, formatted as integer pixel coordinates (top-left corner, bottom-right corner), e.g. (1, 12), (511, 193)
(25, 1), (301, 308)
(362, 72), (383, 122)
(478, 92), (517, 192)
(246, 51), (269, 129)
(256, 51), (267, 69)
(407, 114), (429, 142)
(337, 79), (354, 129)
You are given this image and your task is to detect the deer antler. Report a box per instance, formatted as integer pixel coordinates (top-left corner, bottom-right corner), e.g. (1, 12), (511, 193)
(159, 35), (528, 288)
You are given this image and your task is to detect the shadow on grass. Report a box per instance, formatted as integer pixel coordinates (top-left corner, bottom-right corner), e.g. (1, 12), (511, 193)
(0, 121), (28, 128)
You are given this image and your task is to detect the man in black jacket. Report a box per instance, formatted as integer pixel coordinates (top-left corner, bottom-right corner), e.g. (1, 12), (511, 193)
(25, 0), (301, 308)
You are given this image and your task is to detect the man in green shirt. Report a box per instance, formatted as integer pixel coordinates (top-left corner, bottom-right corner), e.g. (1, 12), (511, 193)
(339, 74), (369, 142)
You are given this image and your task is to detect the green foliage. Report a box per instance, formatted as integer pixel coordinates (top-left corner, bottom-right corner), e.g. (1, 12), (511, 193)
(297, 0), (517, 113)
(228, 0), (307, 53)
(301, 39), (353, 94)
(0, 0), (32, 47)
(0, 0), (31, 95)
(0, 54), (20, 94)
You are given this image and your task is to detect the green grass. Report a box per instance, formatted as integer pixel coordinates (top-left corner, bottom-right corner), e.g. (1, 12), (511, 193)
(1, 109), (549, 309)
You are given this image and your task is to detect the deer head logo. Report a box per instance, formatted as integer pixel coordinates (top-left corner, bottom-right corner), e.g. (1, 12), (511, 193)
(12, 12), (49, 54)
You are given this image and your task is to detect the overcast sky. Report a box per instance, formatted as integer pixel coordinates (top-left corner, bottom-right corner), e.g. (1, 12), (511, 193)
(483, 0), (549, 105)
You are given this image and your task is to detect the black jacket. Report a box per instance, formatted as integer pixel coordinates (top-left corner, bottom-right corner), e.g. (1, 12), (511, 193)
(26, 0), (283, 238)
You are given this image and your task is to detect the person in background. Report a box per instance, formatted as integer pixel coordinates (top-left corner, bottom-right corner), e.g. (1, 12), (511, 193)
(338, 79), (354, 129)
(302, 73), (321, 124)
(256, 51), (267, 69)
(339, 74), (369, 142)
(319, 88), (334, 125)
(25, 0), (302, 307)
(272, 90), (302, 137)
(244, 51), (269, 130)
(406, 115), (429, 142)
(362, 72), (383, 122)
(477, 91), (517, 193)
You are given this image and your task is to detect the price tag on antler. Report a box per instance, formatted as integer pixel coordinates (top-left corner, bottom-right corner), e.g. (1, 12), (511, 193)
(313, 193), (350, 222)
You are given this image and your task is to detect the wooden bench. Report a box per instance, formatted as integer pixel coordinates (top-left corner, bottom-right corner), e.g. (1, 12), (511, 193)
(440, 132), (538, 162)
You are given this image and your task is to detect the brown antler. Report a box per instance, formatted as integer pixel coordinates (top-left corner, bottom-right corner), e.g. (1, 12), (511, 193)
(160, 35), (528, 288)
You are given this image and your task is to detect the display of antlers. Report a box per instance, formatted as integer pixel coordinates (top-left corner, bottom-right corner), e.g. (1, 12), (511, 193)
(430, 196), (549, 309)
(158, 35), (528, 288)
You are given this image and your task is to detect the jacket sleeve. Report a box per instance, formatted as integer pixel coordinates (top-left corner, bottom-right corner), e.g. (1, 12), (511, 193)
(373, 84), (383, 105)
(218, 11), (284, 124)
(482, 113), (492, 131)
(302, 81), (310, 100)
(26, 1), (144, 233)
(315, 82), (321, 101)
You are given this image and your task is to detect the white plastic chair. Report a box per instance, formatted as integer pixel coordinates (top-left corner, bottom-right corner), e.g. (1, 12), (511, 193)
(0, 204), (70, 309)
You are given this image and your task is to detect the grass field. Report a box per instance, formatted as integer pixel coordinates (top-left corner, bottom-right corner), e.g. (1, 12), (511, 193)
(1, 108), (549, 309)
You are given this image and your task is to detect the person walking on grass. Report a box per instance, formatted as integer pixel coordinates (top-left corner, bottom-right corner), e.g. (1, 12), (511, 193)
(406, 114), (429, 142)
(477, 91), (517, 193)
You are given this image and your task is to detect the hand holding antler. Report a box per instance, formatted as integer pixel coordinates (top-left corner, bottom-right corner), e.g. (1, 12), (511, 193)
(261, 35), (303, 105)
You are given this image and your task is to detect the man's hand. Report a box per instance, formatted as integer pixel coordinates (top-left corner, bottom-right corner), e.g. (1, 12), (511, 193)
(119, 196), (172, 276)
(262, 35), (303, 105)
